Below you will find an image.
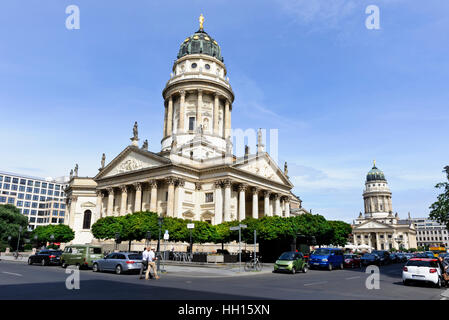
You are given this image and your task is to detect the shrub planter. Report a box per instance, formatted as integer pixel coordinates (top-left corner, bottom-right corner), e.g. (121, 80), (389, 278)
(207, 254), (224, 263)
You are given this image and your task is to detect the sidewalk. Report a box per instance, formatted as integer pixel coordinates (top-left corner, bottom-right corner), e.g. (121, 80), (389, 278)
(160, 263), (274, 277)
(0, 253), (29, 263)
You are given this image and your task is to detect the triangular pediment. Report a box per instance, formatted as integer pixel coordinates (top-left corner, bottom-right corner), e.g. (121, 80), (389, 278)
(95, 146), (171, 180)
(354, 219), (393, 230)
(233, 153), (291, 186)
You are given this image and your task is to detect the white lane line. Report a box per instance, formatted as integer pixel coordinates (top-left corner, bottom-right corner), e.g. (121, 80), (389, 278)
(304, 281), (328, 286)
(2, 271), (23, 277)
(345, 276), (361, 280)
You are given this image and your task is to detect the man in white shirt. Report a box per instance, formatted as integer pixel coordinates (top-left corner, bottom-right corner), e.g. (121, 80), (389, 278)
(139, 247), (151, 279)
(146, 247), (160, 280)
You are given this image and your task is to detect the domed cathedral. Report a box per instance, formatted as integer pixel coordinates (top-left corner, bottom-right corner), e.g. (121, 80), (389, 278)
(352, 161), (417, 250)
(64, 15), (307, 245)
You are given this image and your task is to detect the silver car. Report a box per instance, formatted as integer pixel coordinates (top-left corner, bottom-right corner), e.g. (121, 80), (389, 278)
(92, 252), (143, 274)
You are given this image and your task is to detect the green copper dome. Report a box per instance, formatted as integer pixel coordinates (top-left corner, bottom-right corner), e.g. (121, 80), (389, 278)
(177, 29), (223, 62)
(366, 165), (386, 182)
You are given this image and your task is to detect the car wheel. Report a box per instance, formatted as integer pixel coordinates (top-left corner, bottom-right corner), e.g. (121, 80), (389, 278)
(303, 265), (308, 273)
(28, 258), (33, 265)
(115, 265), (122, 275)
(328, 264), (333, 271)
(339, 263), (344, 270)
(436, 277), (442, 288)
(61, 261), (67, 268)
(92, 263), (99, 272)
(41, 259), (47, 266)
(403, 280), (409, 286)
(291, 267), (296, 274)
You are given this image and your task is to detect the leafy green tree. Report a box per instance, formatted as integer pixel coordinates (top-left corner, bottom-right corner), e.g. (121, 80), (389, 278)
(0, 205), (28, 249)
(32, 224), (74, 244)
(327, 220), (352, 247)
(91, 216), (123, 240)
(429, 166), (449, 230)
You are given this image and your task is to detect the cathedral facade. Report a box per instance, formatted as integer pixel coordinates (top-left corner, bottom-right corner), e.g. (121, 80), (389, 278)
(351, 162), (417, 250)
(65, 17), (306, 244)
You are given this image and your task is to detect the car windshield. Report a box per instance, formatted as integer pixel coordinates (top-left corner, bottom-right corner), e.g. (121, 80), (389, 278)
(49, 251), (62, 256)
(278, 252), (296, 260)
(312, 249), (330, 256)
(344, 255), (354, 259)
(406, 260), (438, 267)
(372, 251), (384, 256)
(363, 254), (376, 258)
(128, 254), (142, 260)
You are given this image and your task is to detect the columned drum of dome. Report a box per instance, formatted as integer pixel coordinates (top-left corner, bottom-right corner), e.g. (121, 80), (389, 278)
(363, 161), (392, 218)
(161, 14), (235, 159)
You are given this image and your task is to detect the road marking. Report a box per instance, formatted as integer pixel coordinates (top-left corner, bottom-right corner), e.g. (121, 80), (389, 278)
(304, 281), (328, 286)
(345, 276), (361, 280)
(2, 271), (22, 277)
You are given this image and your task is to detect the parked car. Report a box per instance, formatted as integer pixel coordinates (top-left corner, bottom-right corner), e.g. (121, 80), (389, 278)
(60, 244), (103, 269)
(92, 252), (143, 275)
(361, 253), (380, 266)
(405, 253), (414, 260)
(273, 251), (308, 274)
(371, 250), (391, 265)
(308, 248), (344, 271)
(343, 254), (361, 268)
(396, 253), (407, 263)
(402, 258), (445, 288)
(28, 250), (62, 266)
(424, 251), (436, 259)
(390, 253), (398, 263)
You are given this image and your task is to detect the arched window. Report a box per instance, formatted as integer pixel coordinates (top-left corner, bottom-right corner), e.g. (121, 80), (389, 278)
(83, 210), (92, 229)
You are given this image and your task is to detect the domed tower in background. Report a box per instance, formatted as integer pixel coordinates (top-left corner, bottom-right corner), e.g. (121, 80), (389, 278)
(363, 161), (393, 218)
(161, 14), (235, 159)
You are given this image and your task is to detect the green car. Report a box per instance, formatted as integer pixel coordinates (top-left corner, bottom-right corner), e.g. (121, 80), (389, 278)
(273, 251), (309, 274)
(60, 245), (103, 269)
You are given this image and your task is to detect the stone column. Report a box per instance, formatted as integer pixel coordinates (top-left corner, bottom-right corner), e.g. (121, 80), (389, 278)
(134, 183), (142, 212)
(163, 103), (168, 137)
(194, 182), (202, 221)
(107, 188), (114, 216)
(264, 191), (271, 216)
(368, 233), (372, 249)
(284, 197), (290, 218)
(375, 233), (380, 250)
(274, 194), (281, 216)
(149, 180), (158, 213)
(224, 99), (231, 138)
(120, 185), (128, 215)
(167, 96), (173, 136)
(178, 90), (186, 132)
(214, 181), (223, 225)
(384, 232), (388, 249)
(252, 187), (259, 219)
(238, 184), (247, 221)
(175, 179), (185, 219)
(223, 179), (232, 222)
(68, 195), (78, 228)
(166, 177), (175, 217)
(95, 190), (103, 220)
(213, 92), (219, 135)
(197, 89), (203, 128)
(353, 233), (357, 245)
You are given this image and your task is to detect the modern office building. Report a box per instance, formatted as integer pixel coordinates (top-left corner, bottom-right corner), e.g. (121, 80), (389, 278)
(0, 171), (69, 230)
(412, 218), (449, 248)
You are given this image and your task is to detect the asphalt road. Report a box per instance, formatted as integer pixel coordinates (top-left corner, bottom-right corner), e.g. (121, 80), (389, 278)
(0, 260), (447, 300)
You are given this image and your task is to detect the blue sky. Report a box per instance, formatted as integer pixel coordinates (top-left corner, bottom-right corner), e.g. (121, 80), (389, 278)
(0, 0), (448, 223)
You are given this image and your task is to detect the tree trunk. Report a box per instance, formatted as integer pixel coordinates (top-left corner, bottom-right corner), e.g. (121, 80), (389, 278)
(221, 242), (224, 250)
(128, 240), (132, 252)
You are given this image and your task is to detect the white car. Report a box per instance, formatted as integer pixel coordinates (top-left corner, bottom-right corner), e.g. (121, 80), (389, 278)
(402, 258), (444, 288)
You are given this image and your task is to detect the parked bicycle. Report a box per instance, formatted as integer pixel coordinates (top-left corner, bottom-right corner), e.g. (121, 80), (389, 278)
(244, 254), (262, 272)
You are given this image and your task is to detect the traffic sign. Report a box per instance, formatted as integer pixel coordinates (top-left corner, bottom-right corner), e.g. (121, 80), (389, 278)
(239, 224), (247, 228)
(187, 223), (195, 229)
(163, 230), (169, 240)
(229, 226), (240, 231)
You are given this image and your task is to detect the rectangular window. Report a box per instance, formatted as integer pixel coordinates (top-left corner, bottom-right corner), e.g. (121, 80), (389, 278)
(31, 202), (37, 208)
(4, 184), (10, 190)
(34, 188), (39, 194)
(11, 184), (18, 191)
(25, 202), (31, 207)
(54, 191), (60, 197)
(41, 189), (46, 195)
(51, 218), (58, 223)
(48, 190), (53, 196)
(12, 178), (18, 184)
(59, 211), (65, 216)
(8, 198), (15, 204)
(16, 201), (23, 207)
(0, 176), (3, 182)
(49, 184), (54, 189)
(61, 204), (66, 209)
(53, 210), (58, 215)
(23, 209), (29, 215)
(4, 177), (11, 183)
(42, 182), (47, 188)
(25, 194), (31, 200)
(18, 193), (24, 199)
(27, 180), (33, 186)
(29, 217), (36, 223)
(189, 117), (195, 131)
(19, 186), (25, 192)
(55, 185), (60, 190)
(20, 179), (26, 185)
(54, 203), (59, 208)
(59, 218), (64, 224)
(205, 192), (214, 203)
(40, 196), (45, 201)
(0, 196), (6, 203)
(34, 181), (40, 187)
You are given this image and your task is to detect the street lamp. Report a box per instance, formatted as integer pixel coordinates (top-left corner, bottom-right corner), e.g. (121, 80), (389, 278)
(187, 223), (195, 254)
(115, 232), (121, 251)
(33, 235), (38, 249)
(16, 226), (23, 256)
(157, 216), (163, 272)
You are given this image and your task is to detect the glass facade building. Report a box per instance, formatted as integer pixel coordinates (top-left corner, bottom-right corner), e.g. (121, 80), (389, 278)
(0, 171), (68, 230)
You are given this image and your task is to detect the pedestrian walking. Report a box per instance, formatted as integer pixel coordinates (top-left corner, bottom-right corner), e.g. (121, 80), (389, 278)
(139, 247), (152, 280)
(146, 247), (160, 280)
(438, 256), (449, 286)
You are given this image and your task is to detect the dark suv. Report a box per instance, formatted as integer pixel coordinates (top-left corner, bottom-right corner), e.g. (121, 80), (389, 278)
(371, 250), (391, 265)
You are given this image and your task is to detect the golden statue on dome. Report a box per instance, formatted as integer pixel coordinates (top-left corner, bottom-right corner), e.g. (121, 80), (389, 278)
(199, 14), (204, 30)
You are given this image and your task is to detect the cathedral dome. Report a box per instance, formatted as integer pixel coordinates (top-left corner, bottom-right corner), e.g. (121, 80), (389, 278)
(177, 15), (223, 62)
(366, 163), (386, 182)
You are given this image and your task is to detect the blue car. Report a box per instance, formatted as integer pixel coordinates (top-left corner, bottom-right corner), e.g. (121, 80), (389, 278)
(308, 248), (344, 271)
